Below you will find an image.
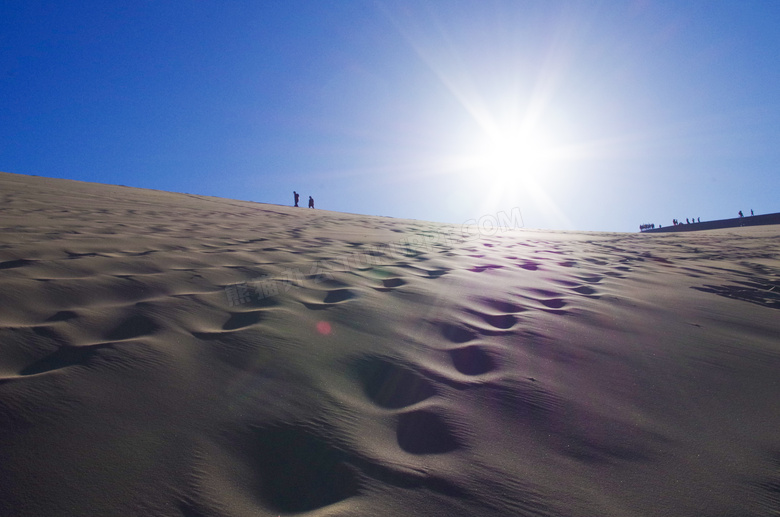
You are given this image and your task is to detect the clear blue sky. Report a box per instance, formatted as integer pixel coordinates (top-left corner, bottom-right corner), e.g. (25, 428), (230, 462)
(2, 1), (779, 232)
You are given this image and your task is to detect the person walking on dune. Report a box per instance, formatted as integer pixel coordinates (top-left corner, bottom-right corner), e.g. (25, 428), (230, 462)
(293, 191), (300, 207)
(308, 196), (314, 208)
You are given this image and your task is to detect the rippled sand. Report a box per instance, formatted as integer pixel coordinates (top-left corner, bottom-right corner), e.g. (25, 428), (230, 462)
(1, 171), (779, 516)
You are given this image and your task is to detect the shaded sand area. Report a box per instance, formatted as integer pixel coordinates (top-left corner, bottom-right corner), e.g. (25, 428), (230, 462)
(1, 171), (779, 516)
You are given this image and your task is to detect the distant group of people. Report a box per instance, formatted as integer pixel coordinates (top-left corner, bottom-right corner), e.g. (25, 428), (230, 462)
(642, 209), (758, 231)
(293, 191), (314, 208)
(673, 217), (700, 226)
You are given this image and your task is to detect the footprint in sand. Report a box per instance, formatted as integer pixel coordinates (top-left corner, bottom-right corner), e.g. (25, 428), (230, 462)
(571, 285), (599, 296)
(449, 345), (497, 376)
(105, 314), (160, 341)
(0, 258), (34, 270)
(468, 264), (504, 273)
(438, 322), (479, 344)
(301, 288), (357, 310)
(426, 268), (449, 279)
(322, 289), (355, 303)
(517, 289), (569, 314)
(439, 299), (524, 344)
(20, 342), (115, 375)
(400, 265), (450, 279)
(457, 298), (525, 337)
(539, 298), (567, 310)
(551, 279), (599, 297)
(190, 301), (275, 340)
(12, 325), (116, 376)
(45, 310), (79, 322)
(478, 312), (518, 329)
(353, 357), (462, 456)
(577, 274), (604, 284)
(355, 357), (436, 409)
(222, 310), (263, 331)
(518, 260), (541, 271)
(478, 297), (525, 314)
(244, 426), (361, 513)
(372, 277), (407, 292)
(382, 277), (406, 288)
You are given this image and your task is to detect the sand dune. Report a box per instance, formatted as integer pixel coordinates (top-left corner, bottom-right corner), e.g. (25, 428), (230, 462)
(1, 171), (779, 516)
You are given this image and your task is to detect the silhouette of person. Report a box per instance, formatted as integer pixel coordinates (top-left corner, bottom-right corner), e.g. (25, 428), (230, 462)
(308, 196), (314, 208)
(293, 191), (300, 207)
(697, 217), (700, 223)
(686, 218), (690, 224)
(739, 210), (743, 217)
(751, 209), (754, 216)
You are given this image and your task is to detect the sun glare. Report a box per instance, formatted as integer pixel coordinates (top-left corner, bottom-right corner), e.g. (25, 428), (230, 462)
(384, 4), (585, 228)
(466, 129), (554, 189)
(481, 132), (549, 176)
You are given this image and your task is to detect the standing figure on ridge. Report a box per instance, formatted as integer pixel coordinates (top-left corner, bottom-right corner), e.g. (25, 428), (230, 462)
(739, 210), (744, 217)
(308, 196), (314, 209)
(293, 191), (300, 207)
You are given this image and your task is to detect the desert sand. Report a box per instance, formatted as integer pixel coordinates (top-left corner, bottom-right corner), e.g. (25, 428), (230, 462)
(1, 170), (779, 516)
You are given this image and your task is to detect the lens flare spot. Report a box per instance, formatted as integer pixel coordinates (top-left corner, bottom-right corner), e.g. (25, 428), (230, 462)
(316, 321), (332, 335)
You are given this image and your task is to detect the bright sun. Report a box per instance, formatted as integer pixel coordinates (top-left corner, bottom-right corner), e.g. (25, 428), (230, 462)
(469, 130), (553, 185)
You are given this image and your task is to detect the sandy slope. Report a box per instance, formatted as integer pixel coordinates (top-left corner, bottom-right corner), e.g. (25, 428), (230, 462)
(1, 171), (779, 516)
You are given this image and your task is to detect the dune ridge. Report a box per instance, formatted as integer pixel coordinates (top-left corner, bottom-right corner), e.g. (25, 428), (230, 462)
(1, 171), (779, 516)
